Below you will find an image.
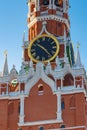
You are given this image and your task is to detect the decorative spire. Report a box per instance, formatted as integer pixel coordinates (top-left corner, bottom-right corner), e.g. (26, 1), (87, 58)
(45, 61), (52, 74)
(75, 43), (82, 67)
(29, 60), (33, 68)
(55, 56), (61, 70)
(23, 30), (25, 45)
(3, 50), (9, 76)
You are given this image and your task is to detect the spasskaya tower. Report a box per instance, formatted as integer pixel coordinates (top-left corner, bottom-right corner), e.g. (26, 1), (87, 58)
(23, 0), (72, 66)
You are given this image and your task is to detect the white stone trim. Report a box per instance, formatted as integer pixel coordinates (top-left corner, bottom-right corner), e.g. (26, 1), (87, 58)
(0, 86), (86, 100)
(56, 89), (63, 122)
(28, 15), (70, 29)
(38, 21), (51, 36)
(18, 119), (62, 126)
(49, 125), (86, 130)
(61, 86), (86, 95)
(63, 0), (67, 13)
(19, 96), (25, 123)
(25, 68), (55, 95)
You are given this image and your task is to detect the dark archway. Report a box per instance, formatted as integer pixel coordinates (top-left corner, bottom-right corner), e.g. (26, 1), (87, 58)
(63, 73), (74, 86)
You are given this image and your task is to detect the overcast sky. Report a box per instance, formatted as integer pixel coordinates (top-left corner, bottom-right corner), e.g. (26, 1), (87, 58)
(0, 0), (87, 73)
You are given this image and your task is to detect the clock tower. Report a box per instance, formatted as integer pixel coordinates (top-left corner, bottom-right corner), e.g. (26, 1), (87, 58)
(23, 0), (73, 66)
(0, 0), (87, 130)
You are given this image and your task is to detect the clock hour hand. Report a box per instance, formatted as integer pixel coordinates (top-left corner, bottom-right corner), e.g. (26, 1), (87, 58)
(36, 44), (52, 57)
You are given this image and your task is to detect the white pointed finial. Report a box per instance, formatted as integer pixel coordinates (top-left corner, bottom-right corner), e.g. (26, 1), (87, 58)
(29, 60), (33, 68)
(55, 56), (61, 70)
(3, 50), (9, 76)
(23, 30), (25, 44)
(75, 42), (82, 67)
(4, 50), (8, 57)
(77, 42), (80, 48)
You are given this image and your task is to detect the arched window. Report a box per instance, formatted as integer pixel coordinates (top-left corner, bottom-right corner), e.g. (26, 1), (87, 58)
(18, 102), (20, 114)
(18, 128), (22, 130)
(61, 98), (65, 110)
(43, 0), (49, 5)
(63, 73), (74, 86)
(69, 96), (75, 108)
(54, 0), (58, 6)
(60, 124), (65, 128)
(38, 84), (44, 95)
(54, 0), (63, 6)
(39, 126), (44, 130)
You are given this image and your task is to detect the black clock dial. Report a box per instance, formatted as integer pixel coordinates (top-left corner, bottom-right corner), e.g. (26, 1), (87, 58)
(28, 34), (59, 63)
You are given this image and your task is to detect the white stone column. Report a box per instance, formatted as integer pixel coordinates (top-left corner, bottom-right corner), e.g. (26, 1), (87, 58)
(19, 82), (21, 94)
(34, 0), (37, 11)
(37, 0), (40, 11)
(6, 83), (9, 95)
(57, 89), (62, 122)
(53, 0), (56, 9)
(64, 25), (67, 58)
(82, 76), (84, 88)
(63, 0), (66, 13)
(61, 78), (63, 88)
(54, 78), (57, 91)
(28, 0), (31, 17)
(74, 76), (76, 87)
(19, 96), (25, 123)
(49, 0), (52, 9)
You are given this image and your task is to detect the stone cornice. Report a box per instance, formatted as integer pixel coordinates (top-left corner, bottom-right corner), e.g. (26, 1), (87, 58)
(28, 15), (70, 30)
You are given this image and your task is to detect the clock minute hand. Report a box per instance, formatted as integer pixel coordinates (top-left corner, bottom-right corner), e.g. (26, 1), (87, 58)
(36, 44), (51, 56)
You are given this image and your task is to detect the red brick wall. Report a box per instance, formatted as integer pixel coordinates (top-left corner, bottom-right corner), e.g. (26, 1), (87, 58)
(0, 100), (8, 130)
(24, 79), (57, 122)
(8, 100), (19, 130)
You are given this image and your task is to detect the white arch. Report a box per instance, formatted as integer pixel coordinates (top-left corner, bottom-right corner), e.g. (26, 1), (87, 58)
(25, 64), (55, 95)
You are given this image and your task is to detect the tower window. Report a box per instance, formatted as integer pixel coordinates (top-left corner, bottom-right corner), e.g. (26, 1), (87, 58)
(18, 102), (20, 114)
(55, 0), (62, 6)
(38, 84), (44, 95)
(55, 0), (58, 6)
(61, 101), (65, 110)
(39, 126), (44, 130)
(18, 128), (22, 130)
(43, 0), (49, 5)
(60, 124), (65, 128)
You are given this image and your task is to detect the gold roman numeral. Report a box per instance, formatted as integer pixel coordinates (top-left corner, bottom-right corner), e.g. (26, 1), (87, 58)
(51, 41), (55, 44)
(32, 52), (36, 57)
(36, 56), (40, 60)
(37, 39), (40, 43)
(31, 49), (35, 53)
(51, 50), (55, 54)
(52, 46), (57, 49)
(48, 55), (52, 58)
(48, 38), (50, 42)
(33, 44), (36, 47)
(42, 37), (45, 41)
(42, 57), (45, 61)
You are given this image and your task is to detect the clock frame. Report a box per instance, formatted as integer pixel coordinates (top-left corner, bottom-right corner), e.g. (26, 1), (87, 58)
(28, 34), (59, 63)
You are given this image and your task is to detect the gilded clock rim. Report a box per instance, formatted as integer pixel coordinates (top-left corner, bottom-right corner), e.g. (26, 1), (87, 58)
(28, 34), (60, 63)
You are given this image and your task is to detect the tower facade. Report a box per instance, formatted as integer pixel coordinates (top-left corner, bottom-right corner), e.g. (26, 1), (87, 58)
(0, 0), (87, 130)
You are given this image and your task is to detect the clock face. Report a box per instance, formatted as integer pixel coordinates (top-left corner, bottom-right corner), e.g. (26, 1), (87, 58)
(28, 34), (59, 63)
